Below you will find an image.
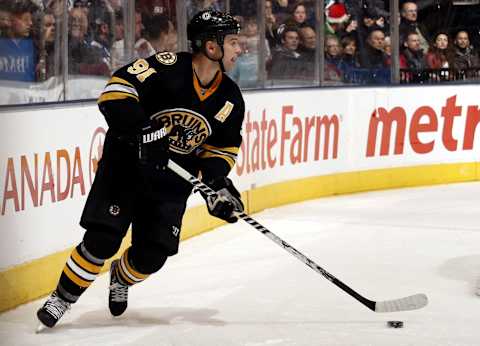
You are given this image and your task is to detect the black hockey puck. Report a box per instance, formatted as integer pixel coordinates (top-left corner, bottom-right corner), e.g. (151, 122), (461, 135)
(387, 320), (404, 328)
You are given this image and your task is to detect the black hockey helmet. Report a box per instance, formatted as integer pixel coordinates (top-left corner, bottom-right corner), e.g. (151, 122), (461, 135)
(187, 10), (241, 51)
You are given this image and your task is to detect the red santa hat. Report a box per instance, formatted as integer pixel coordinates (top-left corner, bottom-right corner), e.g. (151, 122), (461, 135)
(326, 3), (349, 24)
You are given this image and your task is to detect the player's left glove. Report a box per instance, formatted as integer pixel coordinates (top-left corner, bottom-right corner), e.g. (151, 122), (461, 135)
(137, 121), (169, 171)
(204, 177), (244, 223)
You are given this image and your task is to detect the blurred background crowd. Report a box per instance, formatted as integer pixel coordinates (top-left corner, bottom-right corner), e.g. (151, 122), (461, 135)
(0, 0), (479, 104)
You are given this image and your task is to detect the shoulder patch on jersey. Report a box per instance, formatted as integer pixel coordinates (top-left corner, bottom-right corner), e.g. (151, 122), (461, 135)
(214, 101), (234, 123)
(155, 52), (177, 65)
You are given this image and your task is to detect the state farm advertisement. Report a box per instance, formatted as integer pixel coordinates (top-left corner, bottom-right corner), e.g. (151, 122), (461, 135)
(234, 86), (479, 189)
(1, 85), (479, 268)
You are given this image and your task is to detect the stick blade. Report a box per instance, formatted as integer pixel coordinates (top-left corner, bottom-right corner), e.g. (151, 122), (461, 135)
(35, 323), (47, 334)
(375, 293), (428, 312)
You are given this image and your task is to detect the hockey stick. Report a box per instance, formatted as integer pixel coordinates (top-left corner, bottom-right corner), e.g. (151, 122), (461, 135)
(167, 160), (428, 313)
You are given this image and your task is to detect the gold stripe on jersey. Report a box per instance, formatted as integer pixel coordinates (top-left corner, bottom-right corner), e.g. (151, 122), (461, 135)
(201, 144), (239, 157)
(71, 248), (103, 274)
(98, 91), (139, 103)
(63, 265), (91, 288)
(108, 76), (135, 88)
(193, 70), (223, 102)
(98, 76), (139, 103)
(198, 144), (239, 169)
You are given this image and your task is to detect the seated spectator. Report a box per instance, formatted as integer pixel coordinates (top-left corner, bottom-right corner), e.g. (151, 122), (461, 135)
(401, 32), (427, 69)
(359, 29), (387, 69)
(36, 10), (57, 80)
(325, 2), (357, 40)
(68, 7), (110, 76)
(283, 2), (309, 29)
(113, 10), (124, 45)
(0, 6), (11, 38)
(324, 34), (344, 84)
(341, 35), (360, 68)
(0, 1), (37, 82)
(452, 30), (479, 74)
(272, 0), (291, 24)
(425, 32), (455, 70)
(137, 14), (176, 57)
(298, 25), (316, 77)
(400, 32), (428, 83)
(229, 34), (259, 88)
(265, 0), (280, 51)
(111, 10), (144, 71)
(243, 16), (259, 39)
(243, 16), (271, 61)
(91, 14), (114, 69)
(399, 1), (429, 54)
(269, 26), (308, 81)
(298, 25), (316, 62)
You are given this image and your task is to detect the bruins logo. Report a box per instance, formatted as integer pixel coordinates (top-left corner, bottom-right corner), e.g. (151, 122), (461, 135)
(155, 52), (177, 65)
(151, 108), (212, 154)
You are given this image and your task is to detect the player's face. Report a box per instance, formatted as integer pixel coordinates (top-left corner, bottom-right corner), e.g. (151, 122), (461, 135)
(222, 34), (241, 72)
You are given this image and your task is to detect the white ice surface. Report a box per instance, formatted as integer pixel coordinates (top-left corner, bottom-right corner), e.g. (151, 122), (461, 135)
(1, 182), (480, 346)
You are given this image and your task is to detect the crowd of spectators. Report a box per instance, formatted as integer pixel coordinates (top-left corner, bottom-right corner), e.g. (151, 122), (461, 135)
(226, 0), (480, 86)
(0, 0), (478, 88)
(0, 0), (177, 82)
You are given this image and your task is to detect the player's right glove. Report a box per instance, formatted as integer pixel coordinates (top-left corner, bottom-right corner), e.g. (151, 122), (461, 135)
(137, 121), (169, 171)
(204, 177), (244, 223)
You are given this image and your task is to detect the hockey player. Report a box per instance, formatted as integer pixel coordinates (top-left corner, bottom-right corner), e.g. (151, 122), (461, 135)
(36, 10), (244, 330)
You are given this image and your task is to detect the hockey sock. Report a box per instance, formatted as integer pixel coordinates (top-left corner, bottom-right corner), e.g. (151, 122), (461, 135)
(56, 242), (105, 303)
(114, 248), (150, 286)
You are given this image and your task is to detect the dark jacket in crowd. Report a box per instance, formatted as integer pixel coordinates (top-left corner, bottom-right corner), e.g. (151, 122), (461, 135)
(359, 44), (387, 69)
(401, 48), (427, 71)
(453, 46), (479, 70)
(269, 47), (308, 80)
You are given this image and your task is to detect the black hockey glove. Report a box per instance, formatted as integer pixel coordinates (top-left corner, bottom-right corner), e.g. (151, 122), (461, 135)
(137, 121), (169, 171)
(204, 177), (244, 223)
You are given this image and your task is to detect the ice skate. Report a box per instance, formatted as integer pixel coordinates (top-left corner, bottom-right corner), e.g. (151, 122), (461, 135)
(36, 291), (71, 332)
(109, 259), (129, 316)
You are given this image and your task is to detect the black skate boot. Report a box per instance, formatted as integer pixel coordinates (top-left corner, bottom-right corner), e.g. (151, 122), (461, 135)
(36, 291), (71, 331)
(109, 259), (129, 316)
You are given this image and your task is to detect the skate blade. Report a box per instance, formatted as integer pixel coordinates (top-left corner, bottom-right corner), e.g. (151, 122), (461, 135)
(35, 323), (48, 334)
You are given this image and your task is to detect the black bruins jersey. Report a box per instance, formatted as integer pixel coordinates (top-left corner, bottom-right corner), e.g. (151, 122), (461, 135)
(97, 52), (245, 200)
